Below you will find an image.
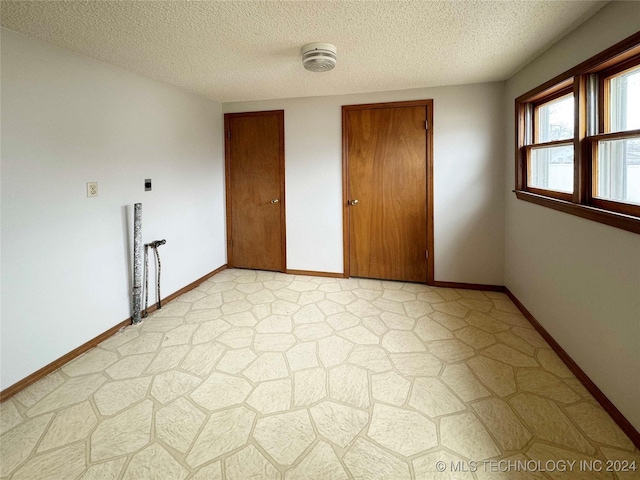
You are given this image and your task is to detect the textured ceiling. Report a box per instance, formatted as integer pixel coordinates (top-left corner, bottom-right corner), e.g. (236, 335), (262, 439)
(1, 1), (607, 102)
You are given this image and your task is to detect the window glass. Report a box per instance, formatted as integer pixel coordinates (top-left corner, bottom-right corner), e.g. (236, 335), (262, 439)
(609, 65), (640, 133)
(536, 94), (574, 142)
(529, 145), (574, 192)
(596, 138), (640, 205)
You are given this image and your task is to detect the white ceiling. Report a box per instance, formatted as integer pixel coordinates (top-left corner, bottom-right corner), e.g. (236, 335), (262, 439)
(1, 1), (607, 103)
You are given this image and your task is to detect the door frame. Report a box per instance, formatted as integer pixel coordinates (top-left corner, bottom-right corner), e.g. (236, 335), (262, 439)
(224, 110), (287, 272)
(341, 99), (434, 284)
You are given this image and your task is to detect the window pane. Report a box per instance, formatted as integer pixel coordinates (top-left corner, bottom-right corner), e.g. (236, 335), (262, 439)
(536, 95), (574, 142)
(596, 138), (640, 205)
(609, 65), (640, 133)
(529, 145), (574, 192)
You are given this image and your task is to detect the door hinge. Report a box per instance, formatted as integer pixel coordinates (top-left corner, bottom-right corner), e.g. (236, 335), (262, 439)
(425, 120), (428, 130)
(227, 131), (231, 138)
(426, 250), (429, 259)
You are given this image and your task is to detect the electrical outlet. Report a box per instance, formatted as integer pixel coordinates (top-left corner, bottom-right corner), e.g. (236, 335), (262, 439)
(144, 179), (152, 191)
(87, 182), (98, 197)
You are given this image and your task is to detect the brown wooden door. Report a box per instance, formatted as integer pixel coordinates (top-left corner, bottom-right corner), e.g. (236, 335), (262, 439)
(345, 103), (429, 283)
(225, 111), (285, 271)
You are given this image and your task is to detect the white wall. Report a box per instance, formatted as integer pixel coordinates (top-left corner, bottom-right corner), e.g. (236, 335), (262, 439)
(0, 29), (226, 390)
(504, 2), (640, 430)
(224, 83), (505, 284)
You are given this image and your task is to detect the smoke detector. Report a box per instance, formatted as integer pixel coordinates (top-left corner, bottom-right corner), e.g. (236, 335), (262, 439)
(301, 43), (337, 72)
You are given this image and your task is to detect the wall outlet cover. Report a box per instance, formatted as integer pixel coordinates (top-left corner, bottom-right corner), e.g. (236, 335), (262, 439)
(87, 182), (98, 197)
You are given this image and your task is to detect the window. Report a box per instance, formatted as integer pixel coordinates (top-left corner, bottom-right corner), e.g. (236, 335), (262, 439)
(515, 32), (640, 234)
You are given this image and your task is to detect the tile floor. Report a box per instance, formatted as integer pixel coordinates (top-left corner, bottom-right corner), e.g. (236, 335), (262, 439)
(1, 268), (638, 479)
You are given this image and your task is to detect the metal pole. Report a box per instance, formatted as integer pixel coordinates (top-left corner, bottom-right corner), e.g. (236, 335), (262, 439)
(132, 203), (142, 324)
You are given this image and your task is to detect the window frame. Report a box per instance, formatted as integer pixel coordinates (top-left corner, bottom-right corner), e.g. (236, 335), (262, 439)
(515, 32), (640, 235)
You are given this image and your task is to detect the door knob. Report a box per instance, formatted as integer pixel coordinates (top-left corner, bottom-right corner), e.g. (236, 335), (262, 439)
(271, 199), (280, 204)
(349, 199), (359, 206)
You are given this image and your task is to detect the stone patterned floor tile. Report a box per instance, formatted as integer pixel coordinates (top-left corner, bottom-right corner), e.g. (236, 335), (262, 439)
(517, 369), (581, 403)
(471, 397), (532, 451)
(371, 371), (411, 406)
(309, 400), (368, 447)
(186, 406), (255, 468)
(526, 442), (617, 480)
(413, 450), (475, 480)
(155, 397), (205, 453)
(414, 316), (454, 341)
(380, 312), (415, 330)
(441, 363), (491, 402)
(337, 326), (380, 345)
(327, 311), (361, 330)
(190, 461), (223, 480)
(180, 342), (226, 376)
(440, 412), (501, 460)
(216, 327), (254, 348)
(455, 325), (495, 349)
(482, 344), (539, 367)
(151, 370), (201, 404)
(382, 330), (426, 352)
(37, 401), (97, 452)
(536, 348), (574, 378)
(286, 342), (319, 370)
(255, 333), (297, 352)
(216, 347), (257, 374)
(284, 441), (349, 480)
(192, 319), (231, 344)
(467, 355), (517, 397)
(90, 399), (153, 461)
(122, 443), (187, 480)
(362, 316), (388, 335)
(116, 332), (162, 356)
(329, 364), (370, 409)
(348, 345), (393, 372)
(254, 410), (316, 465)
(105, 353), (155, 380)
(565, 402), (635, 450)
(94, 377), (152, 416)
(190, 372), (252, 410)
(246, 378), (292, 414)
(495, 331), (535, 355)
(0, 413), (53, 476)
(428, 339), (475, 362)
(243, 352), (289, 382)
(408, 377), (465, 417)
(343, 438), (411, 480)
(12, 442), (86, 480)
(4, 269), (637, 479)
(61, 349), (118, 377)
(145, 345), (190, 374)
(390, 352), (442, 376)
(12, 371), (65, 408)
(78, 458), (126, 480)
(318, 335), (354, 367)
(226, 444), (281, 480)
(256, 315), (293, 333)
(26, 374), (107, 417)
(367, 403), (437, 456)
(0, 399), (23, 435)
(294, 368), (327, 406)
(294, 323), (333, 341)
(600, 447), (640, 480)
(510, 393), (595, 454)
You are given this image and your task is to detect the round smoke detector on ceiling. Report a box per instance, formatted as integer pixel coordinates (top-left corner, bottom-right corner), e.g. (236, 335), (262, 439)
(301, 43), (337, 72)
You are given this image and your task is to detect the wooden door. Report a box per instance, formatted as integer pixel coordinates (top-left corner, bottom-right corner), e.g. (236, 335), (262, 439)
(344, 102), (431, 283)
(225, 111), (285, 271)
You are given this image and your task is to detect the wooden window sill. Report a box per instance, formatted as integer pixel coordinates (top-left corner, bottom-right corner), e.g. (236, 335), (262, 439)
(514, 190), (640, 235)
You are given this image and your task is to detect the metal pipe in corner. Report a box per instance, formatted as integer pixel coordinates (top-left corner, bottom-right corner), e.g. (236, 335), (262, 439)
(132, 203), (142, 324)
